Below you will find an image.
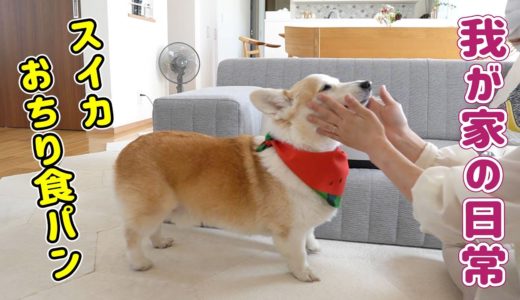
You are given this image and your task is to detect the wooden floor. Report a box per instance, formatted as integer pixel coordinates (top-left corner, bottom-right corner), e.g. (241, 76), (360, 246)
(0, 127), (151, 178)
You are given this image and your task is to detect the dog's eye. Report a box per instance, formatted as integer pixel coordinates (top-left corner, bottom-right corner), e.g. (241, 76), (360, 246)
(320, 84), (332, 92)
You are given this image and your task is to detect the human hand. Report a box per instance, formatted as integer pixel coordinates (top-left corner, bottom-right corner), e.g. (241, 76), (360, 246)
(307, 93), (388, 155)
(368, 85), (426, 162)
(308, 93), (422, 200)
(367, 85), (409, 141)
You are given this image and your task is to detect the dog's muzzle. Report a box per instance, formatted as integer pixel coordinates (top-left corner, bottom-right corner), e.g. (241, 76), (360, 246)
(358, 81), (372, 106)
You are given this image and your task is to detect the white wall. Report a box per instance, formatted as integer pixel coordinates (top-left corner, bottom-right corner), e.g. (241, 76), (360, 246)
(106, 0), (168, 127)
(79, 0), (112, 108)
(168, 0), (250, 90)
(167, 0), (196, 93)
(81, 0), (169, 128)
(217, 0), (251, 63)
(195, 0), (218, 88)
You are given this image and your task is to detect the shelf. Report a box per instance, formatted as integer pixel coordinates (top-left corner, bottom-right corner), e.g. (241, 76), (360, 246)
(127, 13), (156, 23)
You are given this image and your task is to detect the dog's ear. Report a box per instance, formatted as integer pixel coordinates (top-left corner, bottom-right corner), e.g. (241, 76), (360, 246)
(250, 88), (292, 115)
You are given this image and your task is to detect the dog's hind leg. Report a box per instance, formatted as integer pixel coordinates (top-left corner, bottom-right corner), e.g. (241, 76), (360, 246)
(125, 225), (153, 271)
(150, 225), (174, 249)
(121, 188), (177, 271)
(273, 229), (320, 282)
(147, 191), (178, 249)
(125, 211), (173, 270)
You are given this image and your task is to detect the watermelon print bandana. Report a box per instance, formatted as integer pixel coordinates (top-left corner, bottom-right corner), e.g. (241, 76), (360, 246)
(256, 133), (349, 208)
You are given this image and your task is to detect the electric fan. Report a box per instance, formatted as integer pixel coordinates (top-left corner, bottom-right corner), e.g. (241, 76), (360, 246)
(158, 42), (201, 93)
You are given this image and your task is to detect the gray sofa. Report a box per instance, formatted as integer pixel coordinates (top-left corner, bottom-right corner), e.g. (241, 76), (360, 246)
(153, 58), (512, 251)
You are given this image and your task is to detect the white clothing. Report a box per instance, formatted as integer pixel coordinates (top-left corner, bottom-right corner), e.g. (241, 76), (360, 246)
(411, 143), (520, 300)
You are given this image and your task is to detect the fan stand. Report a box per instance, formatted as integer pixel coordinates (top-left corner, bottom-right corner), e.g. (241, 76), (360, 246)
(176, 66), (186, 93)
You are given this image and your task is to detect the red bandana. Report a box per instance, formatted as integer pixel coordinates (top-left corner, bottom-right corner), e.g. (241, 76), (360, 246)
(257, 134), (349, 207)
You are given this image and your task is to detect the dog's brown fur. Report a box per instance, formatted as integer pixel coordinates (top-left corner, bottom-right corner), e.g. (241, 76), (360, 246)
(115, 132), (292, 240)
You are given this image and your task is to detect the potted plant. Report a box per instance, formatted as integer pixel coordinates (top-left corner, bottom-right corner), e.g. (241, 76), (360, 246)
(374, 5), (402, 26)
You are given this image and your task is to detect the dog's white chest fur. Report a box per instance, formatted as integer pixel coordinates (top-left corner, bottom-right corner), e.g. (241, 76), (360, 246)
(257, 146), (337, 228)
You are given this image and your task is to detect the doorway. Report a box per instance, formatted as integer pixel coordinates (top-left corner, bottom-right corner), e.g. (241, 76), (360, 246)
(0, 0), (86, 130)
(251, 1), (290, 41)
(266, 0), (290, 12)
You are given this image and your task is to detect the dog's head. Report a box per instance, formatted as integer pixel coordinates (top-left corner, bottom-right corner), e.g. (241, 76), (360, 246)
(251, 74), (371, 151)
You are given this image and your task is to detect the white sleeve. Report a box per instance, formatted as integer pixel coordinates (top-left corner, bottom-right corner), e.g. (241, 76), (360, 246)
(411, 165), (467, 245)
(410, 142), (477, 245)
(411, 147), (520, 244)
(414, 142), (477, 169)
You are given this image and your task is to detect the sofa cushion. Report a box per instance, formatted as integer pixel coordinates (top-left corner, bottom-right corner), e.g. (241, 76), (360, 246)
(316, 168), (443, 249)
(153, 86), (263, 136)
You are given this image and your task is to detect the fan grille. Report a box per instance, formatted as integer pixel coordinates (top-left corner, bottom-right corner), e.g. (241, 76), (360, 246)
(158, 42), (200, 84)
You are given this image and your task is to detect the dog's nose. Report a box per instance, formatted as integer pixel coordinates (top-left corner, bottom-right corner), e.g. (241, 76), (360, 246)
(359, 81), (371, 90)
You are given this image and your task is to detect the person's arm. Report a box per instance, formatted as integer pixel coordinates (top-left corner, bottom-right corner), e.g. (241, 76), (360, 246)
(387, 128), (426, 163)
(367, 138), (423, 200)
(367, 86), (477, 168)
(367, 86), (427, 162)
(307, 94), (422, 200)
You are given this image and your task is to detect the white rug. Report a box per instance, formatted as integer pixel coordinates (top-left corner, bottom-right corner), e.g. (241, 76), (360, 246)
(0, 147), (461, 300)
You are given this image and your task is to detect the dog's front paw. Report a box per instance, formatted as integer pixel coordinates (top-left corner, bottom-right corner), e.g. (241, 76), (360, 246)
(292, 267), (320, 282)
(130, 258), (153, 271)
(306, 240), (321, 254)
(152, 237), (174, 249)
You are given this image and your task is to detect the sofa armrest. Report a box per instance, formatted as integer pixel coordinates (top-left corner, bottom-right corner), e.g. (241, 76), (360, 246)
(153, 86), (262, 136)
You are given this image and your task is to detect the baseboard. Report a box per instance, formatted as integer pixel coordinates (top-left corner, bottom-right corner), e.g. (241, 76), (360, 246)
(88, 118), (152, 137)
(113, 118), (152, 136)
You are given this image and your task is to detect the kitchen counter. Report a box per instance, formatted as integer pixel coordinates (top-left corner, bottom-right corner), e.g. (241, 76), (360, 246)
(280, 19), (460, 59)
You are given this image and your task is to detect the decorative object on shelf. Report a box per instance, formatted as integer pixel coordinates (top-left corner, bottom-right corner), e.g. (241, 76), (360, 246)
(430, 0), (456, 19)
(158, 42), (201, 93)
(374, 5), (402, 26)
(301, 10), (315, 19)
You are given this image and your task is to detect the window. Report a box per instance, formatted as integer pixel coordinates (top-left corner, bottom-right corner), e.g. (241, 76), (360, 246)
(436, 0), (508, 20)
(129, 0), (155, 22)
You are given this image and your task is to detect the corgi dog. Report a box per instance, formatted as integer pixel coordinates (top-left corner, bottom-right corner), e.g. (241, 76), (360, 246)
(114, 74), (371, 282)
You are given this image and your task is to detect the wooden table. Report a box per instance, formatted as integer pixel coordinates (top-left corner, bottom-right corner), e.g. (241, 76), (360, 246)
(284, 24), (460, 59)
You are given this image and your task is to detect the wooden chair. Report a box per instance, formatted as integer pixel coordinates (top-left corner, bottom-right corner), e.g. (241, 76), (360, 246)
(239, 35), (280, 58)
